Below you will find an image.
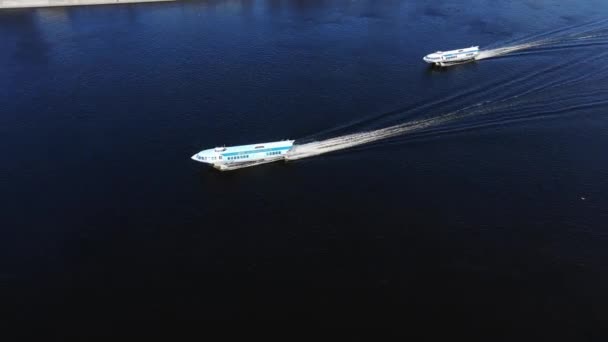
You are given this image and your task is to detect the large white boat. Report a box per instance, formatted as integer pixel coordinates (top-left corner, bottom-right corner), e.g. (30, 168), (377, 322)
(191, 139), (295, 171)
(423, 46), (479, 66)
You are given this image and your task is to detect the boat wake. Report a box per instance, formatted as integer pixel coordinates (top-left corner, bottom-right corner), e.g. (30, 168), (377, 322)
(286, 115), (452, 161)
(476, 19), (608, 61)
(230, 20), (608, 168)
(475, 41), (545, 60)
(287, 80), (608, 162)
(286, 21), (608, 162)
(286, 99), (507, 161)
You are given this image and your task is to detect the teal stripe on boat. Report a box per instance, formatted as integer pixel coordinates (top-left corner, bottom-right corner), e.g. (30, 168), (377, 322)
(222, 146), (292, 157)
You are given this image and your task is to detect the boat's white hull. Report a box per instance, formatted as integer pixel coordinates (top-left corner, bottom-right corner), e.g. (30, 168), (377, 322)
(192, 140), (295, 171)
(434, 58), (476, 67)
(213, 155), (286, 171)
(423, 46), (479, 67)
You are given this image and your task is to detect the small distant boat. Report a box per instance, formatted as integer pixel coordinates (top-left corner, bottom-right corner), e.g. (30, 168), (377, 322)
(423, 46), (479, 67)
(191, 140), (295, 171)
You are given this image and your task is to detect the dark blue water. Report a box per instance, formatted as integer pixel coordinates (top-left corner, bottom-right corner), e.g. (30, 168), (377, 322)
(2, 0), (608, 338)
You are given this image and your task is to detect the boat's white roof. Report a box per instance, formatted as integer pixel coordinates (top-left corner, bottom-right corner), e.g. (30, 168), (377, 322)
(213, 140), (294, 154)
(435, 46), (479, 55)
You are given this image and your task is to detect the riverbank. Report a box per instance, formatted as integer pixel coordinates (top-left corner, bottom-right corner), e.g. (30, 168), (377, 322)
(0, 0), (175, 9)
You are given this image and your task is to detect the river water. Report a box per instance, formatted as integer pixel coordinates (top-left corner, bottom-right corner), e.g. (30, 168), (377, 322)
(2, 0), (608, 338)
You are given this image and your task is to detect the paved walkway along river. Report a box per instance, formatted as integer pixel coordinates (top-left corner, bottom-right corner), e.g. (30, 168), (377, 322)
(0, 0), (174, 9)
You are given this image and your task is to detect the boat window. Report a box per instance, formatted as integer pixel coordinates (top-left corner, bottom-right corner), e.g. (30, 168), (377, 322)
(255, 146), (264, 149)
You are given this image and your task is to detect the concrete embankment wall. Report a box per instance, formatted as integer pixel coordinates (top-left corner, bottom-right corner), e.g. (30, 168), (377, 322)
(0, 0), (175, 8)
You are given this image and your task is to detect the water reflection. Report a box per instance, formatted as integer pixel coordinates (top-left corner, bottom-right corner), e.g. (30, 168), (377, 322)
(37, 7), (69, 22)
(0, 11), (49, 64)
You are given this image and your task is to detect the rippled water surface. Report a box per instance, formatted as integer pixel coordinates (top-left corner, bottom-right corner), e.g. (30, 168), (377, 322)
(2, 0), (608, 337)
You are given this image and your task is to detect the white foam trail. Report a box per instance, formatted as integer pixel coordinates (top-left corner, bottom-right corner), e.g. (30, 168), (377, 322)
(476, 27), (608, 61)
(475, 41), (546, 60)
(286, 116), (453, 160)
